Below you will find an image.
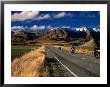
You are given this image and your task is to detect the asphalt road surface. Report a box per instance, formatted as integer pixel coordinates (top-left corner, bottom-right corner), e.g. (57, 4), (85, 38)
(45, 45), (100, 77)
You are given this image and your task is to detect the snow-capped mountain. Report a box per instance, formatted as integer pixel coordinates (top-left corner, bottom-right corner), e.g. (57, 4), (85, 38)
(93, 27), (100, 32)
(11, 25), (100, 37)
(74, 27), (88, 32)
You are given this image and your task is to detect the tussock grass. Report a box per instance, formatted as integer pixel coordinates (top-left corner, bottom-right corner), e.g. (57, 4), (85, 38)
(11, 46), (49, 77)
(53, 45), (94, 56)
(11, 45), (75, 77)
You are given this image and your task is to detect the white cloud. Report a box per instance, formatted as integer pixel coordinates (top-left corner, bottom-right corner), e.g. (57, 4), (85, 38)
(46, 25), (52, 29)
(30, 25), (38, 30)
(54, 12), (66, 18)
(30, 25), (46, 30)
(11, 25), (71, 31)
(38, 25), (46, 29)
(12, 25), (47, 31)
(11, 11), (51, 21)
(11, 26), (27, 30)
(12, 11), (74, 21)
(36, 14), (50, 20)
(12, 11), (39, 21)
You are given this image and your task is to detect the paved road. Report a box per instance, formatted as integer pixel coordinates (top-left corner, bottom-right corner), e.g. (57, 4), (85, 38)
(45, 46), (100, 77)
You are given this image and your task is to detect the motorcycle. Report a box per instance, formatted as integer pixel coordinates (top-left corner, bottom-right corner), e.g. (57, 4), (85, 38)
(71, 47), (75, 54)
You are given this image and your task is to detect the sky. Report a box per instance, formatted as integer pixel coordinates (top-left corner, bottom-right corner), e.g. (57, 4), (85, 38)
(11, 11), (100, 30)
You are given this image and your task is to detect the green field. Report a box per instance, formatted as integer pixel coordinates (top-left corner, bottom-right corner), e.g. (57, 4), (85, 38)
(11, 45), (40, 61)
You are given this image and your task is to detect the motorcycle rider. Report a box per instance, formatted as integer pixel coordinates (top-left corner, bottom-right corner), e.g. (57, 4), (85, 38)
(71, 46), (75, 54)
(94, 42), (100, 58)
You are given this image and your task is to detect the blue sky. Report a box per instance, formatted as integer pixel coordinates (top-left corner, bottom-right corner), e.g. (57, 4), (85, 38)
(11, 11), (100, 30)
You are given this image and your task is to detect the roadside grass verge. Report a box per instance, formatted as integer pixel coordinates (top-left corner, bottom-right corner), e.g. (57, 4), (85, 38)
(11, 46), (72, 77)
(11, 46), (49, 77)
(43, 58), (66, 77)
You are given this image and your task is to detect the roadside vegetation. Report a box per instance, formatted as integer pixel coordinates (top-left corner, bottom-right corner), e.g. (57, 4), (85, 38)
(11, 45), (41, 61)
(11, 48), (32, 61)
(11, 45), (71, 77)
(43, 57), (71, 77)
(11, 46), (49, 77)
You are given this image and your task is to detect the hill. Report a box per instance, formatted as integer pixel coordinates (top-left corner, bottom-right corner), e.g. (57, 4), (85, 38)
(11, 27), (99, 44)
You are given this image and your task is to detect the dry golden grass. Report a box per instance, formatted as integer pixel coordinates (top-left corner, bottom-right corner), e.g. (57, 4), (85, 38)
(11, 46), (49, 77)
(75, 48), (94, 56)
(53, 45), (94, 56)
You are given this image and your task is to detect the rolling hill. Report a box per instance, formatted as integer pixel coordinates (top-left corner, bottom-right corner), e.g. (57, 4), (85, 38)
(11, 27), (100, 44)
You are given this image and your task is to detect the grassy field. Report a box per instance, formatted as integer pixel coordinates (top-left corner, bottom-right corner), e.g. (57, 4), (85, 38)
(11, 45), (41, 61)
(11, 48), (32, 61)
(11, 46), (48, 77)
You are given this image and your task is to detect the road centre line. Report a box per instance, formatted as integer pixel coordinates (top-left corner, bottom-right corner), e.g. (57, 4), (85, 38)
(47, 48), (78, 77)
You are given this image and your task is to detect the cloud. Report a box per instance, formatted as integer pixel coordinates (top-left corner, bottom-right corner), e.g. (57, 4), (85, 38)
(12, 11), (51, 21)
(12, 25), (71, 31)
(11, 26), (27, 30)
(12, 11), (74, 21)
(53, 12), (74, 19)
(30, 25), (46, 30)
(12, 25), (46, 30)
(12, 11), (39, 21)
(38, 25), (46, 29)
(36, 14), (50, 20)
(54, 12), (66, 18)
(30, 25), (71, 31)
(46, 25), (52, 29)
(30, 25), (38, 30)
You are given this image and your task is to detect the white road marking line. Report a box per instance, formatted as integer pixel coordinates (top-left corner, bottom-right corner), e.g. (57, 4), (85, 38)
(47, 48), (78, 77)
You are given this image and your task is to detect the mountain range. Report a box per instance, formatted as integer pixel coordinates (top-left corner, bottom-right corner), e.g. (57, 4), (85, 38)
(11, 27), (100, 44)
